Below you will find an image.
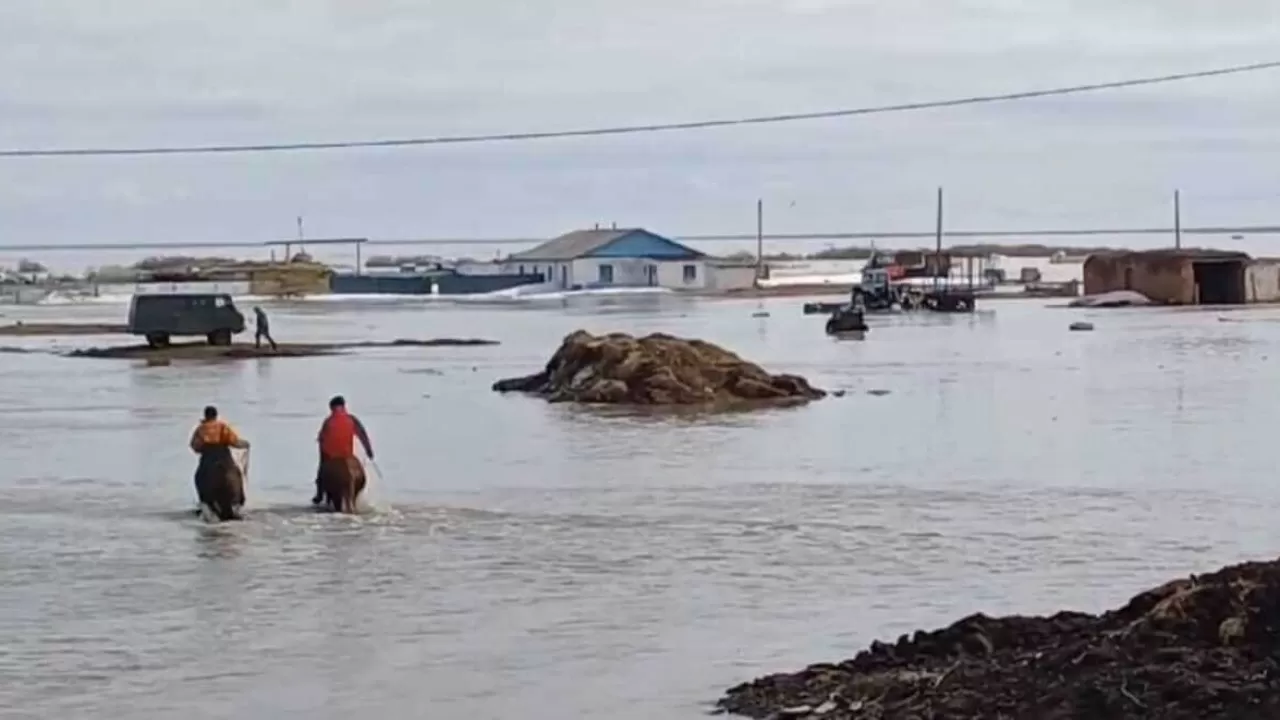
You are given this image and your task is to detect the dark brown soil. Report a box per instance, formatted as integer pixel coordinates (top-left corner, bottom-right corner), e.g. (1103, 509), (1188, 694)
(493, 329), (825, 406)
(0, 322), (127, 336)
(67, 337), (498, 361)
(715, 557), (1280, 720)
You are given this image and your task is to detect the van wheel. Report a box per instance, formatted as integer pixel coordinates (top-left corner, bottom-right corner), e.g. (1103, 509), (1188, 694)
(145, 333), (170, 348)
(207, 330), (232, 346)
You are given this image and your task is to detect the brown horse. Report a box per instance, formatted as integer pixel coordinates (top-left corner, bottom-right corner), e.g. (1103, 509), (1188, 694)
(316, 456), (366, 514)
(194, 448), (246, 521)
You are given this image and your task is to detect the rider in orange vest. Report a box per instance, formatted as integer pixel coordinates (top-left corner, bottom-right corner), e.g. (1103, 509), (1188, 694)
(190, 405), (250, 455)
(312, 395), (374, 504)
(190, 405), (250, 513)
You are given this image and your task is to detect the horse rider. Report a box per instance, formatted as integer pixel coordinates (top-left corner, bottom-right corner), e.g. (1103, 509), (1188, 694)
(312, 395), (375, 505)
(190, 405), (251, 512)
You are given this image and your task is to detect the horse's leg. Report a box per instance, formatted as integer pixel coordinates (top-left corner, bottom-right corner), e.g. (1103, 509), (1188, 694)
(226, 465), (246, 520)
(351, 464), (367, 513)
(213, 485), (236, 521)
(338, 473), (354, 514)
(194, 465), (226, 522)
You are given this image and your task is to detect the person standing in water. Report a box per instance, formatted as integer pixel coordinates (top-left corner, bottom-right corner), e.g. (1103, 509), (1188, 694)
(312, 395), (375, 505)
(253, 306), (277, 351)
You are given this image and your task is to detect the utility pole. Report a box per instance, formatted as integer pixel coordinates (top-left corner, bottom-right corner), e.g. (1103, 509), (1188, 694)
(755, 198), (764, 286)
(934, 187), (944, 291)
(1173, 189), (1182, 250)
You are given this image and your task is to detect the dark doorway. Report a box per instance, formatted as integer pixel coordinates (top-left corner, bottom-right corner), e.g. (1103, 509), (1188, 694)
(1192, 260), (1246, 304)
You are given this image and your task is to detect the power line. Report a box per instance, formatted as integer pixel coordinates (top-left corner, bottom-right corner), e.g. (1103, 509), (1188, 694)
(2, 225), (1277, 252)
(2, 59), (1277, 159)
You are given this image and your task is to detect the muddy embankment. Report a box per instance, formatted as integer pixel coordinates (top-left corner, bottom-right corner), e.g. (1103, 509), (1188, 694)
(68, 337), (498, 361)
(0, 322), (499, 361)
(716, 556), (1280, 720)
(0, 322), (127, 336)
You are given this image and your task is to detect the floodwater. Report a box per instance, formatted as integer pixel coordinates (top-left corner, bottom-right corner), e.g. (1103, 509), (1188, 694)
(2, 293), (1280, 719)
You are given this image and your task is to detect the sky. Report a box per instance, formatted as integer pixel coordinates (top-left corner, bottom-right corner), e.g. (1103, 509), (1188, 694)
(1, 0), (1280, 268)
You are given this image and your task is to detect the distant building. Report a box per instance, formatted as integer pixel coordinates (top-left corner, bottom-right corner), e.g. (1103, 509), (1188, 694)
(1082, 249), (1250, 304)
(502, 228), (709, 290)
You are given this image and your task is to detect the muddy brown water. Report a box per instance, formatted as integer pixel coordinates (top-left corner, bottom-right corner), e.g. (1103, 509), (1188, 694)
(2, 295), (1280, 719)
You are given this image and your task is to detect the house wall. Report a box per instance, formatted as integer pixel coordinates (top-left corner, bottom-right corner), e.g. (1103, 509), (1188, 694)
(1245, 261), (1280, 303)
(656, 259), (707, 289)
(705, 263), (759, 291)
(1082, 254), (1194, 304)
(569, 257), (707, 289)
(573, 257), (644, 286)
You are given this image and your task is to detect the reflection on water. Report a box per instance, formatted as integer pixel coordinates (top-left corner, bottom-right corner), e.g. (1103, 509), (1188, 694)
(3, 298), (1280, 718)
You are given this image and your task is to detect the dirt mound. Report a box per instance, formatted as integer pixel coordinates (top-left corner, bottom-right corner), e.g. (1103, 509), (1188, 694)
(492, 330), (825, 405)
(716, 557), (1280, 720)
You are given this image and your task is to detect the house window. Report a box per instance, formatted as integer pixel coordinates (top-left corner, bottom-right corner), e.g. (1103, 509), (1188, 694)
(598, 264), (614, 284)
(518, 265), (525, 275)
(683, 264), (698, 282)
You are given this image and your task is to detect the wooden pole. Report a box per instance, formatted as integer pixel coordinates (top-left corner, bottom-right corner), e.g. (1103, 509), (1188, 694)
(755, 198), (764, 286)
(934, 187), (944, 290)
(1174, 189), (1182, 250)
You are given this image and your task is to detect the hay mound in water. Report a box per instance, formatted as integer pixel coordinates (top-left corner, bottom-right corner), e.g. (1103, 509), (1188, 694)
(717, 557), (1280, 720)
(492, 330), (825, 405)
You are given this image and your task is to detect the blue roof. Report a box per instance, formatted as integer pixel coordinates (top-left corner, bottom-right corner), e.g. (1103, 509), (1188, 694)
(508, 228), (705, 261)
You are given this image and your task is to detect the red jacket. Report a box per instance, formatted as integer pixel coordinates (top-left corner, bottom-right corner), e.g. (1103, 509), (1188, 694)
(318, 409), (372, 459)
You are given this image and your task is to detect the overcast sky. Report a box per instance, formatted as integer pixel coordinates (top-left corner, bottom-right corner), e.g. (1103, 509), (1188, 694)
(1, 0), (1279, 260)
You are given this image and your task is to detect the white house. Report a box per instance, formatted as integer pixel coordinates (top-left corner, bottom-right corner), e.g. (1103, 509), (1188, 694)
(501, 228), (711, 290)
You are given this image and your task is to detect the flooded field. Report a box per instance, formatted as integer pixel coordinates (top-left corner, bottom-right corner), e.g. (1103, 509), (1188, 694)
(2, 293), (1280, 719)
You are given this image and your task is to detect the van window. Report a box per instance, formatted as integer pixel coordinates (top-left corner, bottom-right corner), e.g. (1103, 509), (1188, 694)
(215, 297), (226, 308)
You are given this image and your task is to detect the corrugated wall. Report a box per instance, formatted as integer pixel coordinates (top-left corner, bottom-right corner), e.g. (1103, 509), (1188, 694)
(1083, 254), (1194, 304)
(1245, 262), (1280, 303)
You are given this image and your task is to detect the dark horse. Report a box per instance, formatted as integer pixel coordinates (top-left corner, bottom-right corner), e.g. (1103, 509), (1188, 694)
(194, 447), (246, 521)
(315, 456), (367, 514)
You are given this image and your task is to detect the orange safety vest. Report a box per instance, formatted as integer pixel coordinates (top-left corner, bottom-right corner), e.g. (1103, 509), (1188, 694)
(319, 409), (357, 459)
(193, 419), (241, 449)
